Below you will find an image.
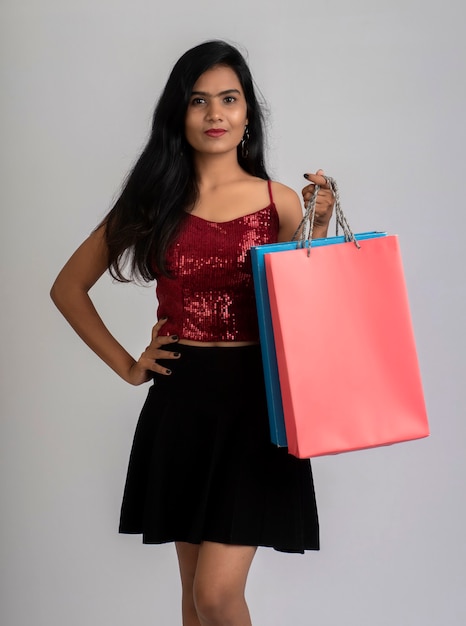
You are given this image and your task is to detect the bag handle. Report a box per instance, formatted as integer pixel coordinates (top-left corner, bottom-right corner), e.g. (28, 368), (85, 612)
(291, 176), (360, 253)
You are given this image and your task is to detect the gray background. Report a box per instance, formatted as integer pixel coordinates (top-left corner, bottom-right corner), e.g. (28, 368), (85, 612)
(1, 0), (465, 625)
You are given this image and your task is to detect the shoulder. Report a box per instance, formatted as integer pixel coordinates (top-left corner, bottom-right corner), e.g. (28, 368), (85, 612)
(269, 181), (302, 214)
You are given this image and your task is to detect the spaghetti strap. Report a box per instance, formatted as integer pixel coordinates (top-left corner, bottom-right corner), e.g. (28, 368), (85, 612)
(267, 179), (274, 204)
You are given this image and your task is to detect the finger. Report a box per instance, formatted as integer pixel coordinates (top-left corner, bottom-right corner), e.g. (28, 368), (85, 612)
(314, 187), (334, 200)
(145, 358), (173, 376)
(153, 346), (181, 360)
(151, 332), (179, 347)
(302, 187), (318, 205)
(150, 345), (181, 375)
(151, 316), (169, 340)
(137, 348), (180, 376)
(303, 170), (328, 188)
(143, 344), (181, 360)
(143, 332), (180, 357)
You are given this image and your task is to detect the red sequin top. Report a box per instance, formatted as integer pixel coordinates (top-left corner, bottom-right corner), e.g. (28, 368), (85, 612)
(155, 180), (279, 341)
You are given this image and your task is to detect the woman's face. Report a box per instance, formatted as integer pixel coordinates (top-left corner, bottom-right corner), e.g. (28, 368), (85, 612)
(185, 64), (248, 157)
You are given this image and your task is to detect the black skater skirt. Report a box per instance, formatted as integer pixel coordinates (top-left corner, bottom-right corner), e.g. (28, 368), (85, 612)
(119, 343), (319, 553)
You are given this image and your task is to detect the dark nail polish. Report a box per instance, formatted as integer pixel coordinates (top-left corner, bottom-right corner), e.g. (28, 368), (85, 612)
(171, 335), (179, 341)
(173, 352), (181, 357)
(303, 173), (309, 180)
(165, 368), (172, 375)
(161, 316), (168, 320)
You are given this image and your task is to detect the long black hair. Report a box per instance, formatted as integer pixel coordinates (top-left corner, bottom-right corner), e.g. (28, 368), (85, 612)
(102, 39), (270, 281)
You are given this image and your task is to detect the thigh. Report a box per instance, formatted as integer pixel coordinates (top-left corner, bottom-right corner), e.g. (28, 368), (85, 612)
(194, 542), (257, 598)
(176, 541), (200, 588)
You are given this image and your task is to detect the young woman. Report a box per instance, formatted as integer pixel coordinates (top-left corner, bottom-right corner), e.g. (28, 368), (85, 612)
(51, 40), (334, 626)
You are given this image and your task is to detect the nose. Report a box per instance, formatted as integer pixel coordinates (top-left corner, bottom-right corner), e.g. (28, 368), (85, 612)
(206, 99), (223, 121)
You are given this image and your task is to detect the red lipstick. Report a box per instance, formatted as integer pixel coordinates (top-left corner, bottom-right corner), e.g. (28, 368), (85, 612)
(205, 129), (227, 137)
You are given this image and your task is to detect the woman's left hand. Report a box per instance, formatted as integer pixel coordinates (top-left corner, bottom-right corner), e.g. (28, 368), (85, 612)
(301, 169), (335, 238)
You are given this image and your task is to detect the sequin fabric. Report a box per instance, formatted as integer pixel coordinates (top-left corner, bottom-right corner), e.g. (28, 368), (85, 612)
(155, 203), (279, 341)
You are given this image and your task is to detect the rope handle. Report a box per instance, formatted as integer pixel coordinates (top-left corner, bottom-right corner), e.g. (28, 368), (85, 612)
(291, 176), (360, 254)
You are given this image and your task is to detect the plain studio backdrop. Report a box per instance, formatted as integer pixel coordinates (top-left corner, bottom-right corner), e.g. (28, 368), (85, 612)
(1, 1), (465, 625)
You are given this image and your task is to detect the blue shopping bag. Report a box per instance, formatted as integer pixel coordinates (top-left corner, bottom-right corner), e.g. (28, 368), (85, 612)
(251, 230), (387, 447)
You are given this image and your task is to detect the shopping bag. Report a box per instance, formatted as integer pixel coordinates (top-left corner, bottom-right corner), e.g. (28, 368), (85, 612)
(263, 177), (429, 458)
(251, 231), (387, 447)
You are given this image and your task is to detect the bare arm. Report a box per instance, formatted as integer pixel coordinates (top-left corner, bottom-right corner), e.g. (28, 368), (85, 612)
(272, 182), (306, 243)
(50, 226), (179, 385)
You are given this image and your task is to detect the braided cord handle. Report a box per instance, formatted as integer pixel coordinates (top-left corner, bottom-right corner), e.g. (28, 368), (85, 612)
(292, 176), (360, 253)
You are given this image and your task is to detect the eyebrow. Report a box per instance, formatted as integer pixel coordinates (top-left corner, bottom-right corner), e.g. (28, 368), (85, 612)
(191, 89), (242, 97)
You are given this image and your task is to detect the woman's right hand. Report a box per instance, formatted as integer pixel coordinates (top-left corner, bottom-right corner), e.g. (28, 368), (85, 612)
(126, 318), (181, 386)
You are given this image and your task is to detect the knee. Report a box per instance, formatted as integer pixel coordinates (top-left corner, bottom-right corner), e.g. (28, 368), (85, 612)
(193, 583), (241, 625)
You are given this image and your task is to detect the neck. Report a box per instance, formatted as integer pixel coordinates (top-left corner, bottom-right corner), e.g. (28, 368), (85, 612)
(193, 152), (248, 188)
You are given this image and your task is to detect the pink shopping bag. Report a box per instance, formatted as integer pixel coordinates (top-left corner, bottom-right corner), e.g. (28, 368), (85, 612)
(264, 232), (429, 459)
